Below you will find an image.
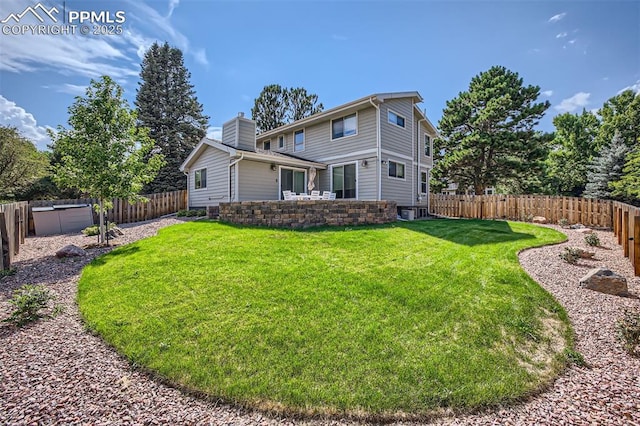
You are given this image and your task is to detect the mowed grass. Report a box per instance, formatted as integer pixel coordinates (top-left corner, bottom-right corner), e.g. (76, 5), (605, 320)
(78, 219), (570, 419)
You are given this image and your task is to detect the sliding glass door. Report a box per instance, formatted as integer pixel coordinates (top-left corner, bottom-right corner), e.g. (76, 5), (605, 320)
(280, 167), (306, 197)
(332, 163), (356, 199)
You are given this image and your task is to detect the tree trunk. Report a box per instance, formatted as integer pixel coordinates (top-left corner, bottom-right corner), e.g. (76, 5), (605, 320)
(475, 184), (484, 195)
(99, 198), (106, 244)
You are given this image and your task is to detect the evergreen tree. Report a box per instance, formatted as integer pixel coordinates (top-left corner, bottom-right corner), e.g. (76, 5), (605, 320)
(251, 85), (323, 133)
(610, 138), (640, 204)
(583, 131), (630, 200)
(545, 110), (599, 196)
(434, 66), (550, 195)
(251, 84), (289, 133)
(136, 42), (209, 193)
(50, 76), (164, 243)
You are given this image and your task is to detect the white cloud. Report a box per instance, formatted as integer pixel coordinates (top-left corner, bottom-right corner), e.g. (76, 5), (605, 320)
(568, 39), (577, 44)
(548, 12), (566, 23)
(167, 0), (180, 18)
(207, 126), (222, 140)
(618, 80), (640, 94)
(192, 48), (209, 66)
(41, 83), (87, 96)
(554, 92), (591, 113)
(542, 90), (553, 97)
(0, 95), (52, 150)
(556, 32), (568, 38)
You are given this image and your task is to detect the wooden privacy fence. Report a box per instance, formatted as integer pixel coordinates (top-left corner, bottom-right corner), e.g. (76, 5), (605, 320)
(430, 194), (613, 228)
(27, 190), (187, 235)
(612, 202), (640, 276)
(0, 201), (29, 270)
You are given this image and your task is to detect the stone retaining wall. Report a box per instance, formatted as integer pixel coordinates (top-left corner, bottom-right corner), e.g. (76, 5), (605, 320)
(214, 200), (397, 228)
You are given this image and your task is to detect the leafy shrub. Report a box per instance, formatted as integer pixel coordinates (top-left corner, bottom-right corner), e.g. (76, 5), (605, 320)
(176, 209), (189, 217)
(558, 218), (569, 228)
(616, 309), (640, 356)
(523, 214), (534, 223)
(177, 209), (207, 218)
(559, 247), (581, 264)
(584, 233), (600, 247)
(196, 209), (207, 217)
(2, 284), (54, 327)
(82, 222), (117, 236)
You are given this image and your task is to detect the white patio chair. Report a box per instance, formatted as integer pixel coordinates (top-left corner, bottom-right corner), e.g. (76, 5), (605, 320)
(329, 192), (337, 200)
(321, 191), (331, 200)
(310, 190), (321, 200)
(283, 190), (294, 200)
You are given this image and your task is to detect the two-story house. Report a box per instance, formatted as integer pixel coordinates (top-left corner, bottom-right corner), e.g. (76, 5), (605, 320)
(180, 91), (437, 217)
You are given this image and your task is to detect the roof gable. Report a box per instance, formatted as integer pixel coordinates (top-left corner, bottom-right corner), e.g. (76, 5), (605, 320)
(179, 138), (236, 171)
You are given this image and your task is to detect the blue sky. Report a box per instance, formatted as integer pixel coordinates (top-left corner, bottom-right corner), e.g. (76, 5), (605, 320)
(0, 0), (638, 150)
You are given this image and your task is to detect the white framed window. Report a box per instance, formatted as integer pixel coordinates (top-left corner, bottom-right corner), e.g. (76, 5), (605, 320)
(331, 113), (357, 140)
(294, 129), (304, 152)
(331, 163), (357, 199)
(388, 110), (405, 128)
(278, 135), (285, 149)
(388, 160), (405, 179)
(263, 140), (271, 150)
(424, 134), (431, 156)
(279, 166), (306, 197)
(421, 171), (428, 194)
(194, 168), (207, 189)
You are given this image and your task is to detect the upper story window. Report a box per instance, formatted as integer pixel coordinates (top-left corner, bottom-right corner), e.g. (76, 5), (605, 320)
(388, 110), (405, 128)
(263, 140), (271, 150)
(424, 134), (431, 156)
(278, 135), (285, 149)
(194, 168), (207, 189)
(294, 129), (304, 152)
(331, 113), (357, 140)
(388, 160), (405, 179)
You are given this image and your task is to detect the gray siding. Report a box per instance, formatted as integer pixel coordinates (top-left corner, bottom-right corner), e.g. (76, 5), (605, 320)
(188, 146), (230, 207)
(380, 98), (414, 155)
(230, 165), (236, 201)
(221, 116), (256, 151)
(222, 120), (236, 146)
(238, 160), (279, 201)
(381, 153), (414, 206)
(415, 116), (434, 167)
(326, 156), (377, 201)
(237, 118), (256, 151)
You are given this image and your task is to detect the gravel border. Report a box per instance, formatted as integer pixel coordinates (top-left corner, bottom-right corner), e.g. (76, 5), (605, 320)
(1, 219), (639, 425)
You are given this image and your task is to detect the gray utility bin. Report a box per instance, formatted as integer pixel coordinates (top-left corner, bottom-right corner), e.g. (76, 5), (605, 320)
(32, 204), (94, 235)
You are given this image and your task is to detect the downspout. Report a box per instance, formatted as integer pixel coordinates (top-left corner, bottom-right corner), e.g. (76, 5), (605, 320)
(228, 153), (244, 202)
(369, 97), (381, 201)
(183, 171), (189, 209)
(417, 118), (426, 204)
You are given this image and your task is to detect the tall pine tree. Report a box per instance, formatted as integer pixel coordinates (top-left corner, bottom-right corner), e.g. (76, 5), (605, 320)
(136, 42), (209, 193)
(251, 85), (323, 133)
(434, 66), (550, 195)
(583, 131), (630, 200)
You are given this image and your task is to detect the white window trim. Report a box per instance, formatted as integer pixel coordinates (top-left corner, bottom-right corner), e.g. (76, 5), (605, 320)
(387, 159), (406, 181)
(278, 165), (307, 199)
(330, 112), (359, 141)
(424, 134), (431, 157)
(293, 129), (305, 152)
(329, 161), (358, 200)
(387, 109), (406, 128)
(194, 168), (207, 190)
(277, 135), (285, 150)
(420, 170), (428, 194)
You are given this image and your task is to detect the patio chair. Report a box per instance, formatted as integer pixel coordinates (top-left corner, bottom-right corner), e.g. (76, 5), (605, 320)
(310, 190), (321, 200)
(322, 191), (331, 200)
(329, 192), (337, 200)
(283, 190), (294, 200)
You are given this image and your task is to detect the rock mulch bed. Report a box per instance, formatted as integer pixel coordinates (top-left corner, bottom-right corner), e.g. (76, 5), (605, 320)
(1, 220), (639, 425)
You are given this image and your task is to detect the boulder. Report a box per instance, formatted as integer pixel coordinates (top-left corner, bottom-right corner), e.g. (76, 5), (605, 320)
(579, 268), (628, 296)
(106, 227), (124, 239)
(55, 244), (87, 258)
(532, 216), (547, 224)
(575, 227), (593, 234)
(570, 223), (586, 229)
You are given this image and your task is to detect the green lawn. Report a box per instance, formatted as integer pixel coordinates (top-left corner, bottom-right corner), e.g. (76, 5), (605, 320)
(78, 219), (570, 419)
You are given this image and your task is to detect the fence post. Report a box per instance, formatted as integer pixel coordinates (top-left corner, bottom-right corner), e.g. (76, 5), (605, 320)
(634, 216), (640, 276)
(622, 210), (629, 257)
(0, 212), (8, 270)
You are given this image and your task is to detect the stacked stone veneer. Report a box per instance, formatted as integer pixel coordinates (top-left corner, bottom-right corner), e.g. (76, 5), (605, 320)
(215, 200), (397, 228)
